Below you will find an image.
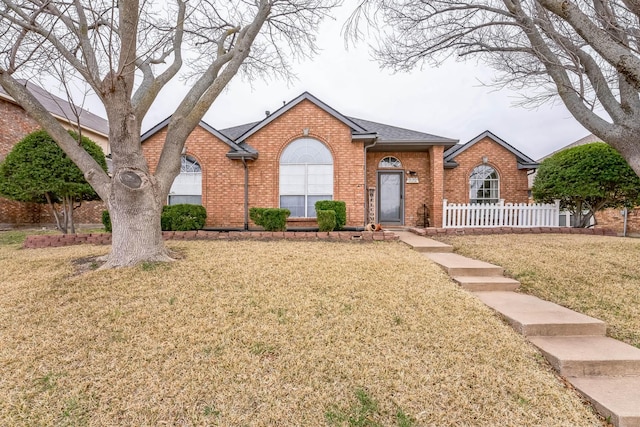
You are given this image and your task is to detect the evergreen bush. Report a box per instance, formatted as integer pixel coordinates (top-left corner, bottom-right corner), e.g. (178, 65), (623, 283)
(103, 205), (206, 232)
(314, 200), (346, 229)
(249, 207), (290, 231)
(317, 209), (337, 232)
(161, 204), (207, 231)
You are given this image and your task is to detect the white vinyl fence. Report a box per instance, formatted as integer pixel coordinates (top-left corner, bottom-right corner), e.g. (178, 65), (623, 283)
(443, 199), (561, 228)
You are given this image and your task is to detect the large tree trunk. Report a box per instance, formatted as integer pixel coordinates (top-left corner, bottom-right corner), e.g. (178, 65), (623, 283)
(104, 168), (173, 268)
(101, 82), (176, 268)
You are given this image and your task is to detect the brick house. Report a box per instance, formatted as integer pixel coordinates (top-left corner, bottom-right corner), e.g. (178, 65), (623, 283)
(0, 81), (109, 228)
(142, 92), (538, 229)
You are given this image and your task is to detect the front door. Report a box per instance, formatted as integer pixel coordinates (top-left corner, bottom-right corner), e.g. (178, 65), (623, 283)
(377, 171), (404, 224)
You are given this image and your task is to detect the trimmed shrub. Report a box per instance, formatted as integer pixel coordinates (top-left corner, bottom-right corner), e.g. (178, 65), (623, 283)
(249, 207), (290, 231)
(317, 209), (337, 232)
(161, 204), (207, 231)
(315, 200), (346, 230)
(102, 205), (206, 232)
(102, 210), (112, 232)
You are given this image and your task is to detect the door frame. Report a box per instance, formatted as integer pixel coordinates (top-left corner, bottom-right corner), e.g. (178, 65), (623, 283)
(376, 170), (405, 225)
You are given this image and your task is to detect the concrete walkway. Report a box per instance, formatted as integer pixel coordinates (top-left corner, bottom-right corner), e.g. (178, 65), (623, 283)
(397, 230), (640, 427)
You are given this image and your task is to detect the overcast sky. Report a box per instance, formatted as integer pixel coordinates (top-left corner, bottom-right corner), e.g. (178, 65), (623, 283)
(87, 2), (592, 161)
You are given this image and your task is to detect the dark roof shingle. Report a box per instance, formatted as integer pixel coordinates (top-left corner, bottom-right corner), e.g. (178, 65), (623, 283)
(0, 80), (108, 135)
(347, 117), (456, 143)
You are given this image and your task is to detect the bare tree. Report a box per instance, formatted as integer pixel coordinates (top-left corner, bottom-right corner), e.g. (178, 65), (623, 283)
(0, 0), (336, 267)
(348, 0), (640, 175)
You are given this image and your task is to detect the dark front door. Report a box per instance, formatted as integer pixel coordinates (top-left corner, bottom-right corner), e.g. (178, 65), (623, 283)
(377, 171), (404, 224)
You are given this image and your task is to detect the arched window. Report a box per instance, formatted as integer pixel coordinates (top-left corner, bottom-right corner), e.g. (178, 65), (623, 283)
(169, 155), (202, 205)
(279, 138), (333, 217)
(379, 156), (402, 168)
(469, 165), (499, 204)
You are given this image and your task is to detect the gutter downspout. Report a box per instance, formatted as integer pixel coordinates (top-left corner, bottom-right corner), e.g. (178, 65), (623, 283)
(363, 138), (379, 227)
(242, 157), (249, 231)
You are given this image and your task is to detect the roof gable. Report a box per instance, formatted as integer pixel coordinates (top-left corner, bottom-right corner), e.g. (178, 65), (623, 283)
(444, 130), (538, 169)
(140, 116), (257, 159)
(234, 92), (369, 142)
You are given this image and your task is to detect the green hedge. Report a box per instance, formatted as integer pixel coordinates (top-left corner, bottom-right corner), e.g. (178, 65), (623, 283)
(102, 204), (207, 232)
(315, 200), (346, 230)
(317, 209), (337, 232)
(162, 204), (207, 231)
(249, 207), (290, 231)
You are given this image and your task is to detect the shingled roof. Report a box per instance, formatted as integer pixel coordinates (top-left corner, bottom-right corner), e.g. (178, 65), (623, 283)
(347, 117), (457, 144)
(223, 92), (456, 150)
(142, 91), (458, 159)
(0, 80), (108, 136)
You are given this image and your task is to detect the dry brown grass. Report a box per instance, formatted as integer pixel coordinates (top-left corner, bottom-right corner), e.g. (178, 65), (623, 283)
(439, 234), (640, 349)
(0, 240), (602, 426)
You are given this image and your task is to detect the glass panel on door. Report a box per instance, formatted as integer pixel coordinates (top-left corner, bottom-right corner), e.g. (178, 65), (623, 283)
(378, 172), (403, 224)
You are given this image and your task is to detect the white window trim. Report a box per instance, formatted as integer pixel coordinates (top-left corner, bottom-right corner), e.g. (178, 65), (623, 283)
(469, 165), (500, 204)
(279, 138), (334, 218)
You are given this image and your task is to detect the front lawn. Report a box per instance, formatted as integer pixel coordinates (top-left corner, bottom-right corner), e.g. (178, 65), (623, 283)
(0, 239), (601, 425)
(439, 234), (640, 348)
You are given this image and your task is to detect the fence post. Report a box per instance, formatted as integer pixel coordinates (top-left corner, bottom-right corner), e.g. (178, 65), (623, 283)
(442, 199), (448, 228)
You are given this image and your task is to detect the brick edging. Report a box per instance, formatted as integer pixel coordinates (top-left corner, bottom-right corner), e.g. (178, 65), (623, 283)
(22, 230), (399, 249)
(408, 226), (618, 237)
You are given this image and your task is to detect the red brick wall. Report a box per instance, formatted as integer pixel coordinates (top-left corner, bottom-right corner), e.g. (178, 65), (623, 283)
(142, 127), (245, 228)
(143, 100), (367, 229)
(366, 151), (431, 226)
(429, 146), (445, 227)
(444, 136), (530, 204)
(0, 98), (41, 160)
(595, 207), (640, 235)
(243, 100), (365, 228)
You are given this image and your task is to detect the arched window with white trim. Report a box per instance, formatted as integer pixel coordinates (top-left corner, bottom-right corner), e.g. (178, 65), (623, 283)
(469, 165), (499, 204)
(279, 138), (333, 217)
(168, 155), (202, 205)
(379, 156), (402, 168)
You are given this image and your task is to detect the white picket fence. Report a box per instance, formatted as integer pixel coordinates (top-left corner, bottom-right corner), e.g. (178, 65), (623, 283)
(442, 199), (561, 228)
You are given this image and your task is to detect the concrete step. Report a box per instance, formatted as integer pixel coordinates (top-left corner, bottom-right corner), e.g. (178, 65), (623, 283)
(424, 252), (504, 276)
(395, 231), (454, 253)
(453, 276), (520, 291)
(569, 376), (640, 427)
(529, 336), (640, 377)
(474, 291), (606, 337)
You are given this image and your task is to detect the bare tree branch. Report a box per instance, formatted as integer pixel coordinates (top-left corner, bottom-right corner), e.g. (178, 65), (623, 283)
(0, 0), (337, 267)
(347, 0), (640, 175)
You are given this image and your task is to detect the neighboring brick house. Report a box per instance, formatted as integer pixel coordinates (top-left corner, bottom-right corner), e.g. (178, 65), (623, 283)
(0, 82), (109, 228)
(142, 93), (539, 229)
